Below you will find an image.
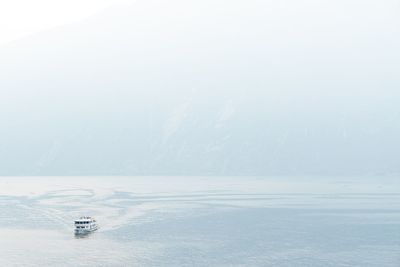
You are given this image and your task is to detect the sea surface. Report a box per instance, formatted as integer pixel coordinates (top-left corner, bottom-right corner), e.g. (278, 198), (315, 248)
(0, 176), (399, 267)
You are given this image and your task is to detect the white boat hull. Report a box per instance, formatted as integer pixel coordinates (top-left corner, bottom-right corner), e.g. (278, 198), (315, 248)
(75, 227), (98, 235)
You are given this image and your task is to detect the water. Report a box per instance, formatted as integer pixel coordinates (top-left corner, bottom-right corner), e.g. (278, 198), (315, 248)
(0, 176), (399, 266)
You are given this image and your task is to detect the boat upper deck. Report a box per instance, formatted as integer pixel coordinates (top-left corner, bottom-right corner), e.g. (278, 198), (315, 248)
(74, 217), (96, 223)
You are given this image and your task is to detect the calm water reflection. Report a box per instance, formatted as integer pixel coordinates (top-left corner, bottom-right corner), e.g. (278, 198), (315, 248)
(0, 176), (399, 266)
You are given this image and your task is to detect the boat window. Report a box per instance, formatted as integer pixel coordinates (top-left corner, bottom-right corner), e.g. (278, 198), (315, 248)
(75, 221), (94, 225)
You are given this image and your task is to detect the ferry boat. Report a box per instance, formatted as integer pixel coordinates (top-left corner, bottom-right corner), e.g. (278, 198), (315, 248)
(74, 217), (98, 234)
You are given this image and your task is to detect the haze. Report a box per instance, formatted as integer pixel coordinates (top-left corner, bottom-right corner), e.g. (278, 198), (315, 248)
(0, 0), (399, 176)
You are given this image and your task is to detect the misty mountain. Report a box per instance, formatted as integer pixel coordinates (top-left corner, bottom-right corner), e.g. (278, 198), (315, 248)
(0, 0), (399, 176)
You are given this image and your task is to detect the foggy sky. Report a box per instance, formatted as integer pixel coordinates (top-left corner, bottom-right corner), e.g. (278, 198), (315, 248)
(0, 0), (399, 175)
